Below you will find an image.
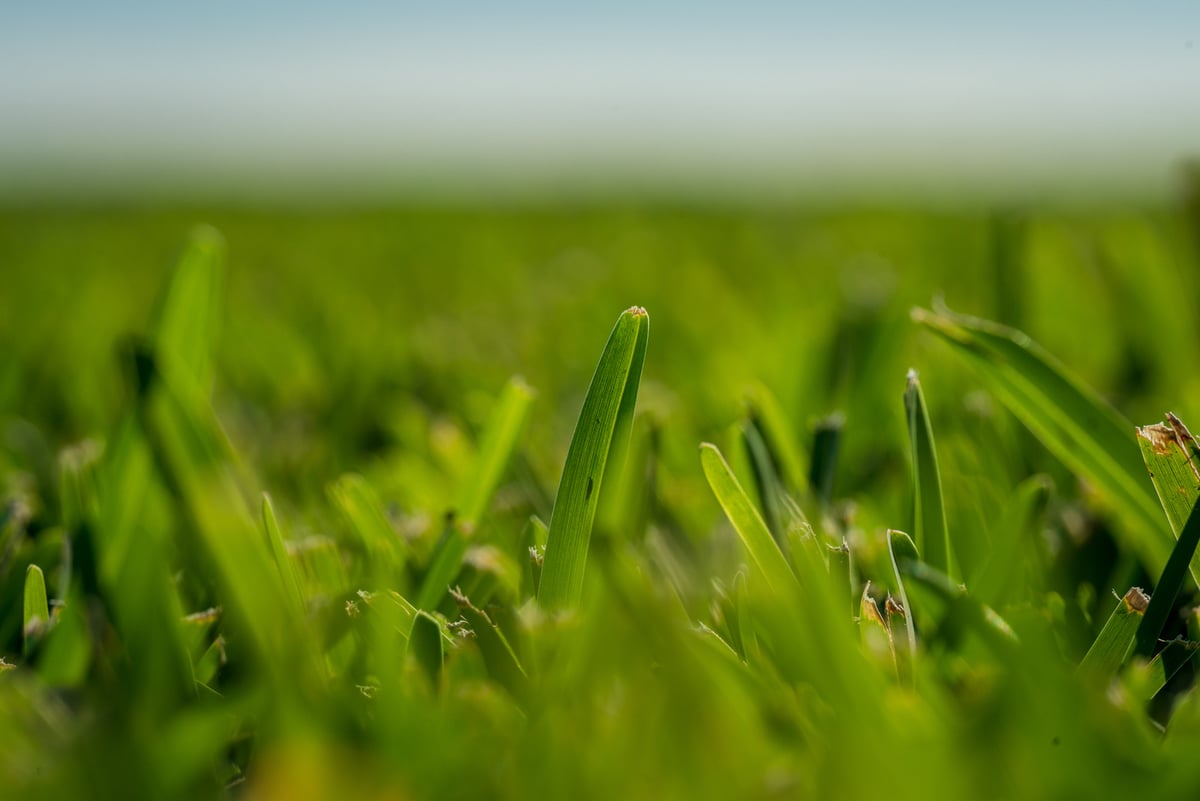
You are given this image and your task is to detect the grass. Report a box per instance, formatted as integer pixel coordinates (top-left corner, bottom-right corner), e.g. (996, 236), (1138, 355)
(3, 198), (1200, 799)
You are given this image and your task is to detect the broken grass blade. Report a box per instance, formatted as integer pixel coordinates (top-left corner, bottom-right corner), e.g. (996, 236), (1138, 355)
(913, 306), (1167, 575)
(23, 564), (50, 658)
(1078, 588), (1149, 675)
(699, 443), (798, 594)
(539, 307), (648, 609)
(1137, 413), (1200, 584)
(887, 530), (918, 673)
(456, 376), (536, 529)
(905, 370), (951, 578)
(1133, 497), (1200, 658)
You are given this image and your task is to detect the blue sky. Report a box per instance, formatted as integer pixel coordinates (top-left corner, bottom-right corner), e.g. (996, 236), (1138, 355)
(3, 2), (1198, 191)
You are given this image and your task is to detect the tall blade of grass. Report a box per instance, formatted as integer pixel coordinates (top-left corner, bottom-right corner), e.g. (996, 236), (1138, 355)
(809, 413), (843, 507)
(329, 474), (406, 576)
(905, 370), (951, 578)
(741, 418), (787, 542)
(745, 382), (805, 492)
(153, 226), (224, 392)
(1133, 498), (1200, 658)
(913, 306), (1168, 573)
(538, 307), (648, 609)
(1078, 588), (1148, 675)
(416, 515), (466, 611)
(887, 530), (918, 673)
(699, 443), (798, 594)
(1136, 414), (1200, 583)
(456, 376), (536, 529)
(23, 564), (50, 658)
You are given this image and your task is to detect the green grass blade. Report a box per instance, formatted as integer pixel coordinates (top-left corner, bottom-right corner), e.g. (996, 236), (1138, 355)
(905, 369), (951, 578)
(456, 376), (536, 529)
(453, 590), (528, 697)
(153, 226), (224, 392)
(1136, 414), (1200, 583)
(538, 307), (649, 609)
(329, 473), (406, 574)
(23, 564), (50, 658)
(887, 530), (918, 670)
(261, 493), (306, 618)
(809, 413), (843, 507)
(913, 305), (1168, 574)
(1133, 497), (1200, 658)
(408, 610), (445, 690)
(416, 516), (467, 611)
(699, 443), (798, 594)
(1078, 588), (1148, 675)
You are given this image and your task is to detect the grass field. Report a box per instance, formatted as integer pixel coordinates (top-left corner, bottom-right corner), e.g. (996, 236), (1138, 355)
(3, 196), (1200, 799)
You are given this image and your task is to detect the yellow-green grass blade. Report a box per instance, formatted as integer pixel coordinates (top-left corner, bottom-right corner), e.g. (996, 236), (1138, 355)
(1136, 414), (1200, 584)
(699, 443), (798, 594)
(22, 564), (50, 658)
(1078, 588), (1148, 676)
(538, 307), (649, 609)
(329, 474), (406, 577)
(416, 515), (466, 611)
(971, 475), (1052, 608)
(408, 610), (445, 690)
(913, 306), (1167, 576)
(456, 376), (536, 529)
(905, 369), (951, 578)
(887, 530), (918, 673)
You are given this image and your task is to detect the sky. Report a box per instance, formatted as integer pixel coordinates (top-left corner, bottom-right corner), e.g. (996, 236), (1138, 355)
(3, 1), (1199, 194)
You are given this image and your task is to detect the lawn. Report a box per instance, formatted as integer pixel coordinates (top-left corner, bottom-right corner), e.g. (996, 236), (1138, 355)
(2, 197), (1200, 799)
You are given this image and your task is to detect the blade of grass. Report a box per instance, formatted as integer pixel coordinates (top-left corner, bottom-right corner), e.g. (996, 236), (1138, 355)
(329, 474), (406, 576)
(887, 530), (918, 674)
(23, 564), (50, 658)
(456, 376), (536, 529)
(538, 307), (648, 609)
(913, 305), (1168, 575)
(1078, 588), (1149, 675)
(905, 369), (951, 578)
(408, 610), (445, 690)
(452, 589), (528, 698)
(699, 443), (798, 594)
(261, 493), (306, 618)
(1136, 413), (1200, 583)
(1133, 497), (1200, 658)
(416, 514), (466, 611)
(809, 413), (844, 507)
(153, 226), (224, 392)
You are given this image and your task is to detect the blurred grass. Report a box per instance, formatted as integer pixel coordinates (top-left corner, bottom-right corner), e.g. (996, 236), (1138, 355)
(2, 196), (1200, 799)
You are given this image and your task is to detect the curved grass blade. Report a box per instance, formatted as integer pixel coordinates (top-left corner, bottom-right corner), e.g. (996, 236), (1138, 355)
(456, 376), (536, 529)
(23, 564), (50, 658)
(887, 530), (918, 673)
(416, 514), (466, 611)
(1078, 587), (1148, 676)
(408, 610), (445, 690)
(452, 590), (528, 698)
(329, 473), (406, 575)
(913, 305), (1167, 574)
(1137, 414), (1200, 583)
(905, 370), (951, 578)
(699, 443), (798, 594)
(538, 307), (649, 609)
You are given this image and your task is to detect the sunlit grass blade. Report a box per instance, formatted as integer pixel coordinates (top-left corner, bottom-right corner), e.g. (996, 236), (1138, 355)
(1137, 413), (1200, 582)
(538, 307), (648, 609)
(1133, 498), (1200, 659)
(23, 564), (50, 658)
(1078, 587), (1148, 676)
(456, 376), (536, 529)
(329, 474), (406, 575)
(905, 369), (951, 578)
(913, 305), (1168, 574)
(699, 443), (798, 594)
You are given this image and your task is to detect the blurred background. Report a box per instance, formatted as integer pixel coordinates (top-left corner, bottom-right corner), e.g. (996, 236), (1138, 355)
(3, 1), (1198, 200)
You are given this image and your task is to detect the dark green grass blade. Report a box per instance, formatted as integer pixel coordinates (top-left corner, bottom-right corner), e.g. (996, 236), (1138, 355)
(1078, 588), (1148, 675)
(23, 564), (50, 658)
(1133, 498), (1200, 658)
(1137, 414), (1200, 583)
(408, 610), (445, 689)
(456, 376), (536, 529)
(539, 307), (648, 609)
(913, 306), (1168, 574)
(700, 443), (798, 594)
(809, 413), (843, 507)
(453, 590), (528, 698)
(905, 370), (951, 578)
